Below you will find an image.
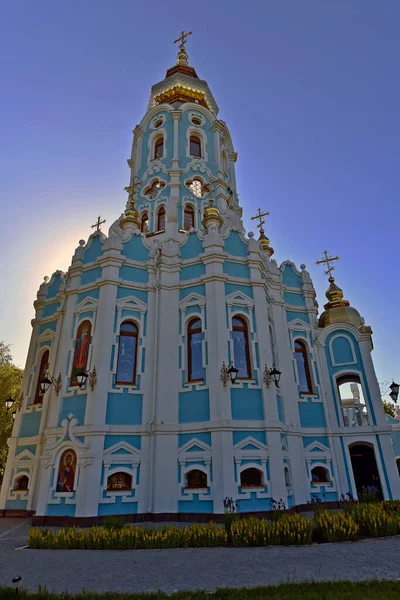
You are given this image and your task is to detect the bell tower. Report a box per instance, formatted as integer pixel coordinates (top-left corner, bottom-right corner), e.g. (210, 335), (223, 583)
(125, 33), (240, 237)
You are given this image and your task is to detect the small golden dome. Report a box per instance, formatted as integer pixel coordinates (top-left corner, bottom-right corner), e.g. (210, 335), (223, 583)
(318, 276), (363, 329)
(202, 198), (223, 229)
(259, 228), (274, 257)
(120, 198), (140, 231)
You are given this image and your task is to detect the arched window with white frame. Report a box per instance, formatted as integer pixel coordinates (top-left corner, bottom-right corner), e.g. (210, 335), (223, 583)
(190, 134), (202, 158)
(240, 467), (263, 488)
(187, 318), (203, 382)
(34, 349), (49, 404)
(153, 135), (164, 160)
(157, 205), (166, 231)
(185, 469), (207, 489)
(311, 465), (330, 484)
(232, 316), (252, 379)
(183, 205), (195, 230)
(294, 339), (313, 394)
(116, 321), (139, 385)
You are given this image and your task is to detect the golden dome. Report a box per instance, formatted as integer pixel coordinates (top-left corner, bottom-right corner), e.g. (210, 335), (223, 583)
(318, 276), (364, 329)
(202, 198), (223, 229)
(259, 228), (274, 257)
(120, 196), (140, 231)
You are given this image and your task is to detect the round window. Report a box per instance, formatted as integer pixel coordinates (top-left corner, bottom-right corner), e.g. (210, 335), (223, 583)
(191, 116), (202, 126)
(153, 118), (163, 129)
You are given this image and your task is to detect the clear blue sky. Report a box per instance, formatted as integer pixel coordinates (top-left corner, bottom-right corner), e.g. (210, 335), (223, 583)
(1, 1), (399, 392)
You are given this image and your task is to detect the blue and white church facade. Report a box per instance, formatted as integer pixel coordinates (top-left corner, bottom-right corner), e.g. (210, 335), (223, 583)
(2, 41), (400, 521)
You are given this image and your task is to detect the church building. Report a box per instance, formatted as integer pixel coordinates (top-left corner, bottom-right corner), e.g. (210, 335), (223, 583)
(2, 35), (400, 520)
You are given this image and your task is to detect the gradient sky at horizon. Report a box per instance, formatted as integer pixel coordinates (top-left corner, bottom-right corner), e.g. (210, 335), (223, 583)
(1, 1), (399, 394)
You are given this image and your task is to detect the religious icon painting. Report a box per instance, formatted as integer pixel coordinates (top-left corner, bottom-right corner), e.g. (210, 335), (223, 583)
(56, 448), (77, 493)
(70, 320), (91, 386)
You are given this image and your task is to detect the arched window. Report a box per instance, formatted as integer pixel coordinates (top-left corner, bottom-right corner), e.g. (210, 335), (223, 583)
(337, 375), (368, 427)
(240, 468), (263, 488)
(232, 317), (251, 379)
(186, 469), (207, 489)
(107, 472), (133, 491)
(13, 475), (29, 491)
(71, 321), (91, 386)
(311, 466), (330, 483)
(141, 212), (149, 233)
(116, 321), (139, 384)
(184, 205), (195, 230)
(190, 135), (202, 158)
(294, 340), (313, 394)
(34, 349), (49, 404)
(187, 318), (203, 382)
(154, 136), (164, 160)
(56, 448), (77, 492)
(284, 467), (291, 487)
(157, 206), (166, 231)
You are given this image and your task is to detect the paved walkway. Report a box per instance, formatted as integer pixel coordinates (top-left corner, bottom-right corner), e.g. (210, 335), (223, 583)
(1, 518), (400, 594)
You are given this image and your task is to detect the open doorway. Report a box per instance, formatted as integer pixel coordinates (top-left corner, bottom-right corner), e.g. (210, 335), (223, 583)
(349, 443), (382, 499)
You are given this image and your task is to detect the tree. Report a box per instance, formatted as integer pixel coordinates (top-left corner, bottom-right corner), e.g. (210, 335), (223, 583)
(0, 342), (24, 484)
(382, 399), (396, 418)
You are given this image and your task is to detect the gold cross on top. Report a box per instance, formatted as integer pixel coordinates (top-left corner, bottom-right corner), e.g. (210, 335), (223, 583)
(91, 215), (106, 233)
(316, 250), (340, 278)
(173, 30), (192, 50)
(251, 208), (270, 230)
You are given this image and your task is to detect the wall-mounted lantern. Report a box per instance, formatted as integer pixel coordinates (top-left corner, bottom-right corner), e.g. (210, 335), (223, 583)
(264, 364), (282, 388)
(221, 362), (239, 387)
(40, 370), (62, 397)
(75, 367), (97, 391)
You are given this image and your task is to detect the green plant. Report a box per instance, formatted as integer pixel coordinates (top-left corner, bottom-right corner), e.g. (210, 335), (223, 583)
(346, 503), (398, 537)
(313, 510), (359, 543)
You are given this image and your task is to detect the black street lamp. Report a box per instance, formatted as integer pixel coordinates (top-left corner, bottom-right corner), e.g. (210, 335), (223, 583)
(264, 365), (282, 388)
(389, 381), (400, 403)
(3, 397), (15, 411)
(227, 365), (239, 385)
(39, 376), (53, 396)
(75, 368), (89, 389)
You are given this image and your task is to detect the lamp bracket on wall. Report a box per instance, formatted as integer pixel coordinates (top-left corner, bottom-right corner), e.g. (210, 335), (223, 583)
(76, 367), (97, 392)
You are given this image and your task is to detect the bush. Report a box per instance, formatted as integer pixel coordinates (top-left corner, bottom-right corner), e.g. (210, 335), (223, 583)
(313, 510), (359, 543)
(346, 503), (398, 537)
(230, 514), (313, 547)
(28, 523), (227, 550)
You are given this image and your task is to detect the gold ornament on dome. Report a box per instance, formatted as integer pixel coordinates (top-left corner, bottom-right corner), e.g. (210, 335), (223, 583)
(250, 208), (274, 257)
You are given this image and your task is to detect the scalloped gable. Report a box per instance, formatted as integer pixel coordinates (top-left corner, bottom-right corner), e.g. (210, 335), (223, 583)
(180, 232), (203, 260)
(224, 231), (248, 258)
(281, 262), (302, 288)
(83, 235), (104, 265)
(122, 234), (149, 263)
(46, 271), (64, 299)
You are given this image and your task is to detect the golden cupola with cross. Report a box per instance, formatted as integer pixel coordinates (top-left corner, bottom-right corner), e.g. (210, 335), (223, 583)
(316, 251), (370, 331)
(148, 31), (219, 115)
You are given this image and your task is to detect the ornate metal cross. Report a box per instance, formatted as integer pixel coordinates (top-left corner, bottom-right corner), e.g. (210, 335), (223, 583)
(250, 208), (270, 230)
(315, 250), (340, 277)
(91, 216), (106, 233)
(173, 30), (193, 49)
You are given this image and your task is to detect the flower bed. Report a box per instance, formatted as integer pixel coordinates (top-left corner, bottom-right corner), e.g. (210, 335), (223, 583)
(28, 502), (400, 550)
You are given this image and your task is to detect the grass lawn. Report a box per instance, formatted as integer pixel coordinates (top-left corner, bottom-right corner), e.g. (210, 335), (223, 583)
(0, 581), (399, 599)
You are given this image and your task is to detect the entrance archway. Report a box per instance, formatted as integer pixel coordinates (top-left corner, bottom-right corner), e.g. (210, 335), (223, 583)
(349, 443), (382, 499)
